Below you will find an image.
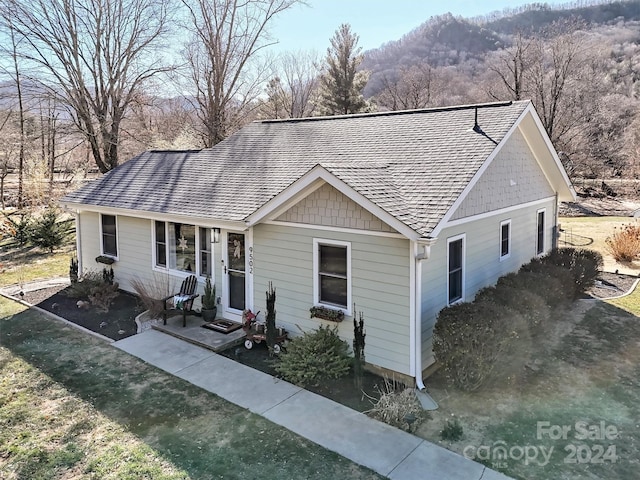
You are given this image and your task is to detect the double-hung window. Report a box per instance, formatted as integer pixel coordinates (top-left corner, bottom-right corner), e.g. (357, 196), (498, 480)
(447, 234), (465, 304)
(154, 221), (212, 277)
(536, 209), (546, 255)
(313, 239), (351, 313)
(100, 214), (118, 258)
(500, 219), (511, 260)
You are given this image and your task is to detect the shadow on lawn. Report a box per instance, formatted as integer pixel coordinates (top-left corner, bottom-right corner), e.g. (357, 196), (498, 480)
(422, 299), (640, 480)
(0, 307), (382, 480)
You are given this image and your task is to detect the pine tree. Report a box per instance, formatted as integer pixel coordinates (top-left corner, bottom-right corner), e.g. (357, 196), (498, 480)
(319, 24), (370, 115)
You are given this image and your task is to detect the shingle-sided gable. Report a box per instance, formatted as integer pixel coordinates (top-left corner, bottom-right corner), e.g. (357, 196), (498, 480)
(62, 101), (549, 237)
(275, 183), (398, 233)
(450, 127), (555, 220)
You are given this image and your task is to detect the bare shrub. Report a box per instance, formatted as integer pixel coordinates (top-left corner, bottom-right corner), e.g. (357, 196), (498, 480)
(64, 271), (105, 299)
(365, 378), (428, 430)
(605, 223), (640, 262)
(88, 282), (120, 313)
(130, 273), (176, 319)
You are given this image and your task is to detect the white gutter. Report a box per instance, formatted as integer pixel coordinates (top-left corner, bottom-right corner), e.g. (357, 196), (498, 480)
(413, 238), (436, 390)
(75, 210), (82, 274)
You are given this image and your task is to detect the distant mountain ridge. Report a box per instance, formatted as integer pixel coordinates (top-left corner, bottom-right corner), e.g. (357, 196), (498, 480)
(361, 0), (640, 97)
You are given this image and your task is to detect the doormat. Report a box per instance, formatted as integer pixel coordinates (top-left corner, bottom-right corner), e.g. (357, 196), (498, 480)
(202, 319), (243, 334)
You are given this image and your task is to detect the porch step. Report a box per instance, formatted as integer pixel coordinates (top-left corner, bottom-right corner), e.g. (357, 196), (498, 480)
(153, 315), (245, 353)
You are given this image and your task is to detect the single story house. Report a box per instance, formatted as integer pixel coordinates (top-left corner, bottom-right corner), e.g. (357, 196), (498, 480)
(62, 100), (575, 386)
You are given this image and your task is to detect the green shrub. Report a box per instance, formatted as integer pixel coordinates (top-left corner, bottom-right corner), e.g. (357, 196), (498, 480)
(275, 325), (351, 387)
(4, 210), (32, 247)
(440, 417), (464, 441)
(88, 282), (120, 313)
(475, 284), (550, 334)
(433, 300), (516, 391)
(30, 207), (66, 253)
(64, 271), (106, 299)
(543, 247), (602, 299)
(500, 267), (571, 307)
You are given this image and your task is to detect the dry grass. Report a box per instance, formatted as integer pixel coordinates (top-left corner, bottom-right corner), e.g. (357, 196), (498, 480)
(604, 222), (640, 262)
(365, 378), (429, 430)
(0, 298), (383, 479)
(559, 216), (640, 274)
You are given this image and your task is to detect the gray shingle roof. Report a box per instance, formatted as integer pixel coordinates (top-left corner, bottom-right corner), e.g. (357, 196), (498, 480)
(62, 100), (531, 237)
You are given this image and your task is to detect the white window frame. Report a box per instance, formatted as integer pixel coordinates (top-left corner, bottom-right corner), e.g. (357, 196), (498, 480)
(313, 238), (352, 315)
(500, 219), (511, 261)
(99, 213), (119, 259)
(152, 221), (213, 279)
(447, 233), (465, 305)
(536, 208), (546, 256)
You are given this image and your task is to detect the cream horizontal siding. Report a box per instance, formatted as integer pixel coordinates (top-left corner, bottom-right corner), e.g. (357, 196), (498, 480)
(252, 223), (411, 375)
(78, 212), (101, 274)
(78, 212), (221, 306)
(420, 198), (557, 368)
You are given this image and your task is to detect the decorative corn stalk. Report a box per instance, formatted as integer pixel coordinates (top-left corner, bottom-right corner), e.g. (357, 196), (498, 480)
(266, 281), (277, 354)
(353, 305), (366, 389)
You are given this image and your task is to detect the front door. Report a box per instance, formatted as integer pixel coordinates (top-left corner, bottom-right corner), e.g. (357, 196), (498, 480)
(223, 231), (246, 321)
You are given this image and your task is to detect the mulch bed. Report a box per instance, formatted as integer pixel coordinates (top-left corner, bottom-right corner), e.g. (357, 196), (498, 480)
(9, 269), (637, 410)
(218, 343), (386, 412)
(23, 285), (144, 340)
(588, 271), (638, 299)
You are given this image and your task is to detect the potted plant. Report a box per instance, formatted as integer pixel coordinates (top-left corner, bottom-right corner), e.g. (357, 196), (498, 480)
(201, 276), (217, 322)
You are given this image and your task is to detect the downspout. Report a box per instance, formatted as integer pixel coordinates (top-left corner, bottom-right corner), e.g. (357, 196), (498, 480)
(74, 210), (82, 275)
(414, 239), (433, 391)
(553, 192), (559, 250)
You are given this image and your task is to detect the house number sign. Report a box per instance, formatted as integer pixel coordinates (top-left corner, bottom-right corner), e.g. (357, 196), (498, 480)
(248, 246), (254, 274)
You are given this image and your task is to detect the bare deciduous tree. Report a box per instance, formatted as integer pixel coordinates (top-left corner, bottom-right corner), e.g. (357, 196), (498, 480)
(1, 0), (174, 173)
(528, 19), (587, 145)
(261, 50), (320, 119)
(180, 0), (301, 147)
(375, 63), (435, 111)
(487, 32), (532, 101)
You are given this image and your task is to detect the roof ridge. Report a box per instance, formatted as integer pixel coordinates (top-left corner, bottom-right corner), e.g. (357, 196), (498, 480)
(258, 100), (521, 124)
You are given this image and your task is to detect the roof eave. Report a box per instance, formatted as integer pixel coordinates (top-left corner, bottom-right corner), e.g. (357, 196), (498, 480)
(244, 164), (422, 241)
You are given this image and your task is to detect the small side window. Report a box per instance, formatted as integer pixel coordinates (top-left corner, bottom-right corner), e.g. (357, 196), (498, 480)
(500, 220), (511, 260)
(447, 235), (465, 304)
(101, 214), (118, 257)
(536, 210), (545, 255)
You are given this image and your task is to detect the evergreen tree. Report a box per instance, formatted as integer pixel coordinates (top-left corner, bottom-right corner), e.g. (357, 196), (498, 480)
(319, 24), (370, 115)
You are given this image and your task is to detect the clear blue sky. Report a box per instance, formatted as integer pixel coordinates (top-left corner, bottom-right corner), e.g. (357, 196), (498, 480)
(269, 0), (562, 53)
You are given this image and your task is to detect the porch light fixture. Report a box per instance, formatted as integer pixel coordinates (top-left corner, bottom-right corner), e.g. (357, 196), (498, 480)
(212, 228), (221, 243)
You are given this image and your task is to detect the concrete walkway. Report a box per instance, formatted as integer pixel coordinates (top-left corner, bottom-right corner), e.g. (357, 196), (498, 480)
(115, 330), (512, 480)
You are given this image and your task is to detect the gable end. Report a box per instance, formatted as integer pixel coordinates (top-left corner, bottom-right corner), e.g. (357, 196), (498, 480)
(451, 127), (554, 221)
(275, 183), (398, 233)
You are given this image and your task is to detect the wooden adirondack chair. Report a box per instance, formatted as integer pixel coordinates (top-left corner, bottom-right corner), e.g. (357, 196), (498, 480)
(162, 275), (200, 327)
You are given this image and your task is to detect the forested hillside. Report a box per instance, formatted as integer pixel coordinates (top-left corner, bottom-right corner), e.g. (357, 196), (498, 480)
(362, 0), (640, 187)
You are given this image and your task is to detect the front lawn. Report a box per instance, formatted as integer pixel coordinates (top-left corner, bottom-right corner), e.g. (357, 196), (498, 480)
(0, 299), (381, 479)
